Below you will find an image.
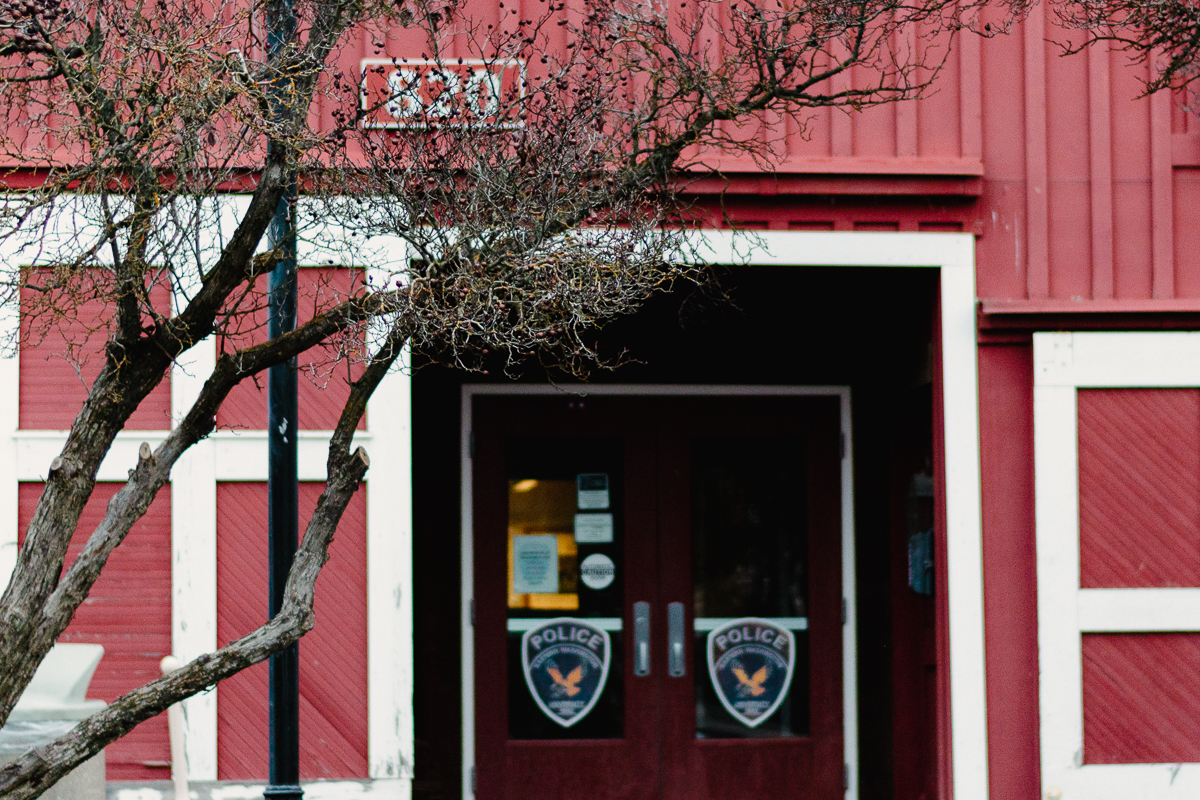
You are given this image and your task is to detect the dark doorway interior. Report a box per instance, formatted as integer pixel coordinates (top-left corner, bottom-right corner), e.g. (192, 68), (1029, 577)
(411, 266), (939, 800)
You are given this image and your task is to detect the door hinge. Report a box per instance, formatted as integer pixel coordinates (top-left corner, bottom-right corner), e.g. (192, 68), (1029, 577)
(468, 430), (476, 458)
(471, 765), (477, 794)
(842, 598), (847, 625)
(843, 763), (850, 792)
(470, 598), (475, 627)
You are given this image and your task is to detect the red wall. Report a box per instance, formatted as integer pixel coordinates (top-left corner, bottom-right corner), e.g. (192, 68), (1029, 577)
(16, 1), (1200, 792)
(977, 345), (1040, 798)
(215, 481), (369, 780)
(214, 268), (365, 431)
(17, 483), (172, 781)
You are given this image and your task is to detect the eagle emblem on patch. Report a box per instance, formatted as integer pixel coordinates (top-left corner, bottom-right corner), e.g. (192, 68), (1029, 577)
(706, 618), (796, 728)
(521, 618), (611, 727)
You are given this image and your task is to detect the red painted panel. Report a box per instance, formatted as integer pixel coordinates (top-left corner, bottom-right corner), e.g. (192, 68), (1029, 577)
(1110, 55), (1155, 301)
(17, 483), (172, 780)
(1083, 633), (1200, 763)
(215, 481), (368, 780)
(1078, 389), (1200, 588)
(1175, 170), (1200, 299)
(1113, 181), (1155, 300)
(215, 269), (366, 431)
(916, 25), (962, 160)
(978, 344), (1041, 798)
(1045, 27), (1092, 301)
(1047, 180), (1093, 301)
(979, 9), (1026, 183)
(19, 283), (171, 430)
(851, 73), (897, 159)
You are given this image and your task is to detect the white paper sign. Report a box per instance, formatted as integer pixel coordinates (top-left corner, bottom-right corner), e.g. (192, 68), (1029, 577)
(577, 473), (610, 510)
(513, 535), (559, 594)
(579, 553), (616, 590)
(574, 513), (614, 544)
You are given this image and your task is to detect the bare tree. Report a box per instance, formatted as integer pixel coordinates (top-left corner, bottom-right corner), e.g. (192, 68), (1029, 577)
(0, 0), (991, 795)
(1052, 0), (1200, 93)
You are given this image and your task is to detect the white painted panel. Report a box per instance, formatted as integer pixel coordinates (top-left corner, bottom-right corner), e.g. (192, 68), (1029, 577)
(1078, 589), (1200, 632)
(1034, 382), (1085, 783)
(366, 365), (414, 781)
(0, 236), (19, 591)
(210, 432), (373, 481)
(15, 432), (169, 481)
(940, 260), (990, 798)
(14, 431), (370, 483)
(171, 336), (219, 780)
(1043, 764), (1200, 799)
(693, 230), (976, 270)
(1036, 332), (1200, 387)
(0, 323), (17, 589)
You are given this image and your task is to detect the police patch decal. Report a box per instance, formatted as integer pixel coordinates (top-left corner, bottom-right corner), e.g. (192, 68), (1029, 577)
(521, 618), (611, 727)
(706, 617), (796, 728)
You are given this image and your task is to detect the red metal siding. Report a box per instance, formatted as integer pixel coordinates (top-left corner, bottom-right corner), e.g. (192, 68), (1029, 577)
(215, 481), (369, 780)
(215, 269), (366, 431)
(19, 286), (171, 430)
(968, 5), (1196, 305)
(1082, 633), (1200, 763)
(17, 483), (172, 780)
(1078, 389), (1200, 588)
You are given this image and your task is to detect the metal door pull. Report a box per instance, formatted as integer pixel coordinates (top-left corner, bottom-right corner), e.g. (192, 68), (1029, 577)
(633, 601), (651, 676)
(668, 602), (686, 677)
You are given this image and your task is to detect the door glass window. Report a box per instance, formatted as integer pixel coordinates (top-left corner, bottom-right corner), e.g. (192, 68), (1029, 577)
(506, 437), (625, 739)
(692, 437), (810, 738)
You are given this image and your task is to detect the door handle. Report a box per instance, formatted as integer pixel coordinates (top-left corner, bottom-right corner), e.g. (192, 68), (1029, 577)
(633, 601), (651, 676)
(668, 602), (686, 677)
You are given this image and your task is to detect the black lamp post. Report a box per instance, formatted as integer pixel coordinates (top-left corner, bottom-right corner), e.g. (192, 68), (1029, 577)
(265, 0), (301, 796)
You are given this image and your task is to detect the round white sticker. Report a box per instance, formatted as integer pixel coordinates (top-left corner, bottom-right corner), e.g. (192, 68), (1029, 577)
(579, 553), (616, 590)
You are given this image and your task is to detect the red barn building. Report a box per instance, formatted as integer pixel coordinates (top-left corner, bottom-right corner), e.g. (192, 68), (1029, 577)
(3, 3), (1199, 799)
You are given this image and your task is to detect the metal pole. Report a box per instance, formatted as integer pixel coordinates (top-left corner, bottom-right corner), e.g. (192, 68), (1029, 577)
(266, 0), (301, 795)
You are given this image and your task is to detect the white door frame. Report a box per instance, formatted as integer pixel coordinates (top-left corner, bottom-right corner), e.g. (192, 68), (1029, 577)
(457, 230), (986, 800)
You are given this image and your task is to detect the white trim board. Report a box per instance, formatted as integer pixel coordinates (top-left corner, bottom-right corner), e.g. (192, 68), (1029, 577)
(461, 383), (859, 799)
(1034, 332), (1200, 799)
(457, 229), (984, 800)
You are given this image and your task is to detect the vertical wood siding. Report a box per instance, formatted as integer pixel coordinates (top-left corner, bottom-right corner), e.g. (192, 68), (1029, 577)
(1078, 389), (1200, 588)
(214, 269), (365, 432)
(17, 483), (172, 780)
(1082, 633), (1200, 763)
(215, 481), (369, 780)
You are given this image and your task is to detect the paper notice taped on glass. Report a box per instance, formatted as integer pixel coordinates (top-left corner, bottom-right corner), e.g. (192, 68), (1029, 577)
(574, 513), (614, 543)
(577, 473), (610, 510)
(513, 534), (559, 594)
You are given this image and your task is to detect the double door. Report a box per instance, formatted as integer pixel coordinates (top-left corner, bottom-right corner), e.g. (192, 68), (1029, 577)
(472, 393), (845, 800)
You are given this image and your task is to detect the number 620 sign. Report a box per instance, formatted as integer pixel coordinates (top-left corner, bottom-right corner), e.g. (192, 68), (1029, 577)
(360, 59), (526, 129)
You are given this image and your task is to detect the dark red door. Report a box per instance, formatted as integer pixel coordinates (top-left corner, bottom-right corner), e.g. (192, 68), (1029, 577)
(473, 393), (843, 800)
